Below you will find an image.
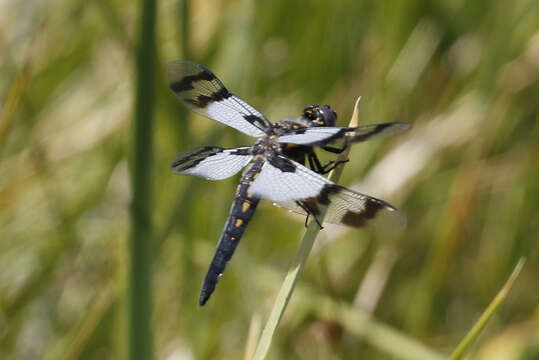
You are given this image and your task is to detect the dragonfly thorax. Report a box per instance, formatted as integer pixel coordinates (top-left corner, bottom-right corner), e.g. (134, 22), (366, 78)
(251, 136), (282, 158)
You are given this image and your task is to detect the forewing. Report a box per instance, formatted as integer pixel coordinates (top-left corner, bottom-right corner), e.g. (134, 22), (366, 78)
(171, 146), (252, 180)
(166, 60), (272, 137)
(276, 127), (349, 146)
(248, 155), (405, 231)
(276, 122), (410, 147)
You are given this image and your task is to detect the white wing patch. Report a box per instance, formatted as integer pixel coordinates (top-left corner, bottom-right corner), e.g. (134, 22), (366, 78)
(276, 127), (347, 145)
(205, 96), (267, 137)
(171, 146), (252, 180)
(248, 157), (331, 202)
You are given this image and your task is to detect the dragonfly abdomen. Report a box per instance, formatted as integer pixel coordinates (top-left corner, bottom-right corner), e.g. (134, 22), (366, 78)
(199, 161), (263, 306)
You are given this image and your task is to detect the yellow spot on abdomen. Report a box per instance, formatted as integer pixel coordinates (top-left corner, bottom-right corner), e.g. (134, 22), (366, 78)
(235, 219), (243, 227)
(241, 201), (250, 213)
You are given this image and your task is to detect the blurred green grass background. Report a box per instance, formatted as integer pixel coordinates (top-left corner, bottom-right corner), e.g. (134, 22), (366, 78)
(1, 0), (538, 359)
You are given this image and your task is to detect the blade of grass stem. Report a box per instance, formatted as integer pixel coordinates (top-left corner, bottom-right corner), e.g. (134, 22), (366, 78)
(128, 0), (157, 358)
(448, 257), (526, 360)
(251, 97), (362, 360)
(0, 37), (36, 154)
(244, 314), (262, 360)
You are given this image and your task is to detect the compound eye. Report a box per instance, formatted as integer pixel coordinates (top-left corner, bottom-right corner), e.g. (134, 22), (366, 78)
(313, 113), (326, 125)
(304, 108), (318, 121)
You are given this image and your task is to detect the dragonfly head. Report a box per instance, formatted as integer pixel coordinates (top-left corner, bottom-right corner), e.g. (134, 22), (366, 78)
(303, 104), (337, 127)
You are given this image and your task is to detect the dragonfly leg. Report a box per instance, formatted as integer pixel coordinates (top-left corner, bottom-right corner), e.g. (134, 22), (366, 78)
(307, 151), (324, 173)
(321, 136), (350, 153)
(320, 159), (350, 173)
(296, 200), (324, 229)
(308, 151), (349, 174)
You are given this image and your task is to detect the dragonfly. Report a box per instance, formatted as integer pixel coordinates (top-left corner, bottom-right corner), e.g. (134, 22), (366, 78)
(166, 60), (410, 305)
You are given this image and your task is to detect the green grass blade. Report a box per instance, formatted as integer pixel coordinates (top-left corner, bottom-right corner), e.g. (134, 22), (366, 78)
(128, 0), (157, 358)
(0, 39), (35, 154)
(251, 213), (326, 360)
(449, 257), (526, 360)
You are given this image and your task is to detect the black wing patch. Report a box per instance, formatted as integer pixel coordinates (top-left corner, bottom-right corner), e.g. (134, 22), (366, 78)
(166, 60), (272, 137)
(346, 122), (411, 143)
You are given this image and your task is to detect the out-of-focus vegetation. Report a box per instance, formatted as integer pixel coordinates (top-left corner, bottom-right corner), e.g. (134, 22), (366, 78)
(1, 0), (538, 359)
